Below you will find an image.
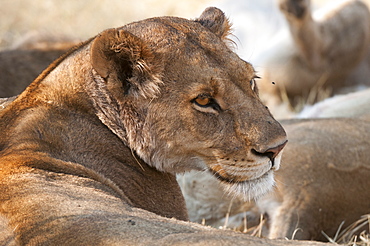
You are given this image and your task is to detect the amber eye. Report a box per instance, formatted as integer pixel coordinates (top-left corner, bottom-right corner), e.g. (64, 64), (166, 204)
(192, 94), (221, 112)
(195, 96), (211, 106)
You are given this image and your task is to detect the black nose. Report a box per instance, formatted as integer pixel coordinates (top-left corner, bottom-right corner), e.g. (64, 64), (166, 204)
(252, 140), (288, 166)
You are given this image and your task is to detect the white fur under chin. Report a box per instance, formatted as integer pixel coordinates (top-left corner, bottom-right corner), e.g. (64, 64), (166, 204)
(220, 171), (275, 202)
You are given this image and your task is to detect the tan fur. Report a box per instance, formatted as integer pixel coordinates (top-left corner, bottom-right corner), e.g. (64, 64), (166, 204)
(0, 8), (303, 245)
(180, 117), (370, 242)
(262, 117), (370, 241)
(259, 0), (370, 107)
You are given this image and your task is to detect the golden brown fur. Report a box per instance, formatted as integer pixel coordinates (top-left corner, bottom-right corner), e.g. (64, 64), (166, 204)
(0, 8), (303, 245)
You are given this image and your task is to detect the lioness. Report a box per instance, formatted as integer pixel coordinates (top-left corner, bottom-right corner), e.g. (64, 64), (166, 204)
(259, 0), (370, 108)
(0, 7), (296, 245)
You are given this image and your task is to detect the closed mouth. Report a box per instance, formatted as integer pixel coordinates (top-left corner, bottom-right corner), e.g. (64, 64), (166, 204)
(208, 168), (270, 184)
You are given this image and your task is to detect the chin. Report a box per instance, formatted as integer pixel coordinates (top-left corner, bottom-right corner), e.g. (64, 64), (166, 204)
(219, 170), (275, 201)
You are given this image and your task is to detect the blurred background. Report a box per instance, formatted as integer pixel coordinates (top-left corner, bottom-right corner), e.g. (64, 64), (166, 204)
(0, 0), (218, 49)
(1, 0), (370, 116)
(0, 0), (345, 65)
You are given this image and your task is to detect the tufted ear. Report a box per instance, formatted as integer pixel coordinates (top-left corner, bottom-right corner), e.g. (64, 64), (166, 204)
(195, 7), (232, 40)
(90, 28), (162, 99)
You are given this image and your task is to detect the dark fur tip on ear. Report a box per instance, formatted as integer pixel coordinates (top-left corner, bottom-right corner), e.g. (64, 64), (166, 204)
(195, 7), (232, 39)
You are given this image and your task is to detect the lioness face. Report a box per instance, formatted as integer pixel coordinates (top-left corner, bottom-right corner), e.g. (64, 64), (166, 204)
(90, 8), (287, 199)
(145, 63), (287, 199)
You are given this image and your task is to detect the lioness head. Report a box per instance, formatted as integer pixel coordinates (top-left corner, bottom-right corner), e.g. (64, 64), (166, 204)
(20, 7), (286, 200)
(86, 7), (287, 199)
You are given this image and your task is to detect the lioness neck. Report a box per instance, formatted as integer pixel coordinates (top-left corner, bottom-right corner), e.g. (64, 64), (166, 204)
(0, 44), (188, 221)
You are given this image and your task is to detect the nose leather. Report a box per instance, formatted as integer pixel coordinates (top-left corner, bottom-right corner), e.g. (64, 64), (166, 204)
(265, 140), (288, 159)
(252, 140), (288, 165)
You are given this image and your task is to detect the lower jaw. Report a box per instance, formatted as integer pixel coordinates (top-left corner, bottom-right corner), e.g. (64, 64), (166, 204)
(216, 171), (275, 201)
(209, 167), (271, 183)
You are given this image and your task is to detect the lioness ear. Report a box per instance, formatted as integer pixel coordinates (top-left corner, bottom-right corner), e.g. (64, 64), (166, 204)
(91, 28), (162, 98)
(195, 7), (232, 40)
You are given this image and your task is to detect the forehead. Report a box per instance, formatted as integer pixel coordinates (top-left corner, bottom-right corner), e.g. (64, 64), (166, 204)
(124, 16), (215, 48)
(123, 16), (236, 62)
(123, 16), (255, 87)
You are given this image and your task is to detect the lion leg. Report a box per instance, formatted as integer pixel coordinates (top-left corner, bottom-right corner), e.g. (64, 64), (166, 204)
(267, 200), (316, 240)
(279, 0), (370, 72)
(278, 0), (323, 69)
(316, 0), (370, 73)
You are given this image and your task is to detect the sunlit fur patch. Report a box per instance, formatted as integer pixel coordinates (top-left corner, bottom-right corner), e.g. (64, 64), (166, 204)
(219, 170), (275, 201)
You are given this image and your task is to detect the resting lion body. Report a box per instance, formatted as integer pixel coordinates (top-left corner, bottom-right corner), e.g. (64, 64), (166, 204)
(180, 116), (370, 242)
(260, 117), (370, 241)
(0, 8), (307, 246)
(0, 40), (77, 97)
